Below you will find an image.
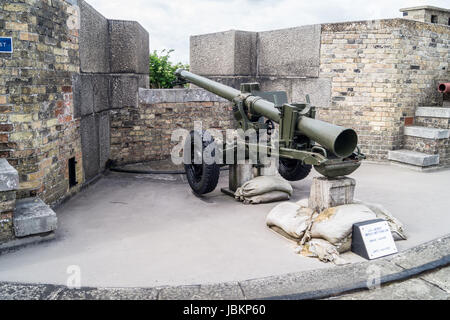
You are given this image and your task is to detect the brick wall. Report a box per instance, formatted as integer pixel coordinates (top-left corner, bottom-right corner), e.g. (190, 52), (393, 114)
(110, 89), (235, 164)
(190, 18), (450, 162)
(319, 19), (449, 161)
(0, 0), (83, 205)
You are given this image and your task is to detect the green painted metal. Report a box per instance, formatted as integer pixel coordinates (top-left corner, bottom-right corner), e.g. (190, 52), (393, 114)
(175, 69), (365, 178)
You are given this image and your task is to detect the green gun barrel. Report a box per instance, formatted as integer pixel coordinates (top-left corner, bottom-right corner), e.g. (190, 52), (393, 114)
(175, 69), (357, 158)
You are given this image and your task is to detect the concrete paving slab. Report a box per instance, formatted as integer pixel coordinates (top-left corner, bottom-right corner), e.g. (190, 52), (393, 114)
(0, 163), (449, 289)
(333, 277), (449, 300)
(420, 267), (450, 293)
(158, 282), (244, 300)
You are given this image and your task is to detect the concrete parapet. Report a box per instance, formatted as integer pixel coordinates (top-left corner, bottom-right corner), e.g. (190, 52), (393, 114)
(257, 25), (321, 78)
(109, 20), (150, 74)
(190, 30), (257, 76)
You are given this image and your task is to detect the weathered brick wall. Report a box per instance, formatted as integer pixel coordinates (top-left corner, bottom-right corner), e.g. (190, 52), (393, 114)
(319, 19), (449, 161)
(0, 0), (83, 205)
(190, 18), (450, 162)
(110, 89), (235, 164)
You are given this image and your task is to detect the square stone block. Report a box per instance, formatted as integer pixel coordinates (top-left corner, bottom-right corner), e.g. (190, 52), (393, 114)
(0, 158), (19, 192)
(14, 198), (57, 238)
(309, 176), (356, 212)
(257, 24), (321, 77)
(109, 20), (149, 74)
(79, 0), (110, 73)
(111, 75), (138, 109)
(190, 30), (257, 76)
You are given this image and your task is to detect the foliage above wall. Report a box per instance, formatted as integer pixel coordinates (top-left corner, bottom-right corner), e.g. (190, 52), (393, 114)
(149, 49), (189, 89)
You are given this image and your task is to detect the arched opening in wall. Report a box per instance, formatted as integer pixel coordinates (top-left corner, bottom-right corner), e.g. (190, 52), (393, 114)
(431, 15), (438, 23)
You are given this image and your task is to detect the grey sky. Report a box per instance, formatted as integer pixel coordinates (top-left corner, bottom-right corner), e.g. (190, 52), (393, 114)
(86, 0), (449, 64)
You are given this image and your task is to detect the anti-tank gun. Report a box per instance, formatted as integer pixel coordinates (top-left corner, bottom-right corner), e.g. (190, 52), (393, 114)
(174, 69), (365, 195)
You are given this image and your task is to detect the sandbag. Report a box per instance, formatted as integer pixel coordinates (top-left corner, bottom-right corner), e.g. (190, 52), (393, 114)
(266, 202), (314, 239)
(354, 199), (407, 240)
(235, 175), (293, 203)
(244, 191), (290, 205)
(310, 204), (376, 247)
(295, 238), (348, 265)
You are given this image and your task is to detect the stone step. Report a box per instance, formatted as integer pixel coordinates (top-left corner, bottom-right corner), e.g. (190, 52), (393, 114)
(404, 126), (450, 140)
(13, 198), (57, 238)
(388, 149), (439, 167)
(416, 107), (450, 118)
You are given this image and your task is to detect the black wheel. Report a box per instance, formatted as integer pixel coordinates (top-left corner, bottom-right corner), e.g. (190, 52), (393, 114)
(278, 158), (312, 181)
(184, 130), (220, 195)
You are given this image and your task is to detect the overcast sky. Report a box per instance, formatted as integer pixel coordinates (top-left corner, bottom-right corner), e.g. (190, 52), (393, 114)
(86, 0), (449, 64)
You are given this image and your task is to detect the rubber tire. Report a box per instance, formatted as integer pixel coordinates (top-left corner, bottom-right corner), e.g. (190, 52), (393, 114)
(278, 159), (312, 181)
(184, 130), (220, 195)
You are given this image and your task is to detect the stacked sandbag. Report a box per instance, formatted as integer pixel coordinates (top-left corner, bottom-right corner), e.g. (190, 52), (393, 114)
(235, 176), (293, 204)
(266, 199), (406, 265)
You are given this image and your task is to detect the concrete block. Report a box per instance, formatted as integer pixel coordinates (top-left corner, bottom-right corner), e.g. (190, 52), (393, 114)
(0, 191), (16, 214)
(257, 25), (321, 77)
(309, 177), (356, 212)
(404, 126), (450, 140)
(138, 74), (149, 89)
(14, 198), (57, 238)
(72, 73), (82, 119)
(81, 115), (100, 181)
(109, 20), (149, 74)
(73, 74), (94, 117)
(93, 74), (110, 113)
(416, 107), (450, 118)
(79, 0), (110, 73)
(0, 158), (19, 192)
(388, 149), (439, 167)
(111, 75), (138, 109)
(97, 112), (111, 170)
(190, 30), (257, 76)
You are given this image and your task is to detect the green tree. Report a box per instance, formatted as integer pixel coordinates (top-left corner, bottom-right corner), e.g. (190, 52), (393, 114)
(149, 49), (189, 89)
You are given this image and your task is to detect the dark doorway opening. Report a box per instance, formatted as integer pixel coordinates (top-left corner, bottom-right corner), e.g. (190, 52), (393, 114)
(69, 157), (78, 188)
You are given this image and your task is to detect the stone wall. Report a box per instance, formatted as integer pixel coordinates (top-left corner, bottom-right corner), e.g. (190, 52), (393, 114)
(1, 0), (150, 206)
(110, 89), (235, 164)
(0, 159), (19, 242)
(190, 18), (450, 161)
(0, 0), (83, 204)
(319, 19), (449, 160)
(76, 0), (149, 181)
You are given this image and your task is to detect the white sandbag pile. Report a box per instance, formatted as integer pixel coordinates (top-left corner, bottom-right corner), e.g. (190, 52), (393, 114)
(266, 198), (406, 264)
(235, 175), (293, 204)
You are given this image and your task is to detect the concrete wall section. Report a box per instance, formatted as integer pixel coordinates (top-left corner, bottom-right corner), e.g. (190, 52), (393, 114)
(109, 20), (150, 74)
(76, 1), (150, 181)
(79, 0), (110, 73)
(257, 25), (321, 78)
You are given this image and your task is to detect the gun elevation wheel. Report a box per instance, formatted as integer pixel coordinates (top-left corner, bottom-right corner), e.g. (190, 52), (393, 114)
(278, 159), (312, 181)
(184, 130), (220, 195)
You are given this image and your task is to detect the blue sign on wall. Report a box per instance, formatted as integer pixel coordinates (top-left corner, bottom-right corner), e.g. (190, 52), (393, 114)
(0, 37), (13, 53)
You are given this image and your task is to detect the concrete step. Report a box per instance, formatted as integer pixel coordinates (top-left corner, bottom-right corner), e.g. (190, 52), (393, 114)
(416, 107), (450, 118)
(13, 198), (57, 238)
(388, 149), (439, 167)
(404, 126), (450, 140)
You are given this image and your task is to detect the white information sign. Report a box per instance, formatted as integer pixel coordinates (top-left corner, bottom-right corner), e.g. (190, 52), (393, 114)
(359, 220), (398, 259)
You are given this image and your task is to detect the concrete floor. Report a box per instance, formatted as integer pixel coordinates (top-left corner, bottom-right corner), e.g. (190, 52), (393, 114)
(0, 162), (449, 288)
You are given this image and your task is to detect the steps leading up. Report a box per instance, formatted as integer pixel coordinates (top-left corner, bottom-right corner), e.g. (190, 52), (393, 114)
(404, 126), (450, 140)
(388, 149), (439, 167)
(13, 198), (57, 238)
(416, 107), (450, 118)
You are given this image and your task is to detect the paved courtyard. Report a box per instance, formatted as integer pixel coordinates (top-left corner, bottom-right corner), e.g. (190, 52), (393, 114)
(0, 162), (449, 288)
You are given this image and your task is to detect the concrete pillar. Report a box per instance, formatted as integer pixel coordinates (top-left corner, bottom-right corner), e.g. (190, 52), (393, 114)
(309, 176), (356, 212)
(228, 163), (254, 192)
